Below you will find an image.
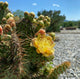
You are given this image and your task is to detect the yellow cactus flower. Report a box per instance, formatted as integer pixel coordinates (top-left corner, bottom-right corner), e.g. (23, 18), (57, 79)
(32, 33), (55, 57)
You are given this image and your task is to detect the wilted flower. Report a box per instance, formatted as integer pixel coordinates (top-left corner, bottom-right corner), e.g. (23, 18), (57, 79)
(7, 17), (15, 23)
(32, 29), (55, 57)
(10, 22), (16, 27)
(7, 17), (16, 27)
(0, 25), (3, 35)
(4, 24), (11, 33)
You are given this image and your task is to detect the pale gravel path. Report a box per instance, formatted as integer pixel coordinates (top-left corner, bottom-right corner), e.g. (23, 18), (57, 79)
(53, 33), (80, 79)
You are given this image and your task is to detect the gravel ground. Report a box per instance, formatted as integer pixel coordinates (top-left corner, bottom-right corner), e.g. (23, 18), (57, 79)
(53, 33), (80, 79)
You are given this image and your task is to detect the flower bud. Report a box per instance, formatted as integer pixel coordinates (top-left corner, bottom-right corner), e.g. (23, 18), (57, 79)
(3, 1), (8, 9)
(38, 15), (44, 20)
(44, 18), (50, 27)
(33, 19), (36, 23)
(44, 19), (47, 24)
(2, 17), (6, 23)
(30, 12), (35, 18)
(49, 32), (55, 36)
(0, 1), (4, 7)
(36, 29), (46, 35)
(6, 13), (14, 19)
(24, 11), (29, 19)
(49, 32), (55, 40)
(40, 15), (44, 18)
(4, 1), (8, 6)
(46, 22), (50, 27)
(38, 20), (44, 27)
(28, 14), (33, 21)
(0, 25), (3, 35)
(2, 17), (6, 21)
(45, 16), (51, 22)
(24, 11), (29, 15)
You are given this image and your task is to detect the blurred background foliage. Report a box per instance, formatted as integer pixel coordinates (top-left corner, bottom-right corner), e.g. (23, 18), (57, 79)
(13, 9), (80, 32)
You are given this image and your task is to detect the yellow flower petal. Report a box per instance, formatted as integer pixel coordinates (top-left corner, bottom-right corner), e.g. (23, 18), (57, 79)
(32, 33), (55, 57)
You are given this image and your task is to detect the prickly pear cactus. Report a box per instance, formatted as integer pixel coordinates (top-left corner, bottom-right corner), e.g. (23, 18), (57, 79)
(0, 1), (71, 79)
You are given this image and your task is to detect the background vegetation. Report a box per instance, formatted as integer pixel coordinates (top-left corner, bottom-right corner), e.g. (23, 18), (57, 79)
(13, 9), (80, 32)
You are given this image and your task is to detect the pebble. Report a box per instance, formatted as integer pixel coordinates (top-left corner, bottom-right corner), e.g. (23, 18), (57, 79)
(53, 33), (80, 79)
